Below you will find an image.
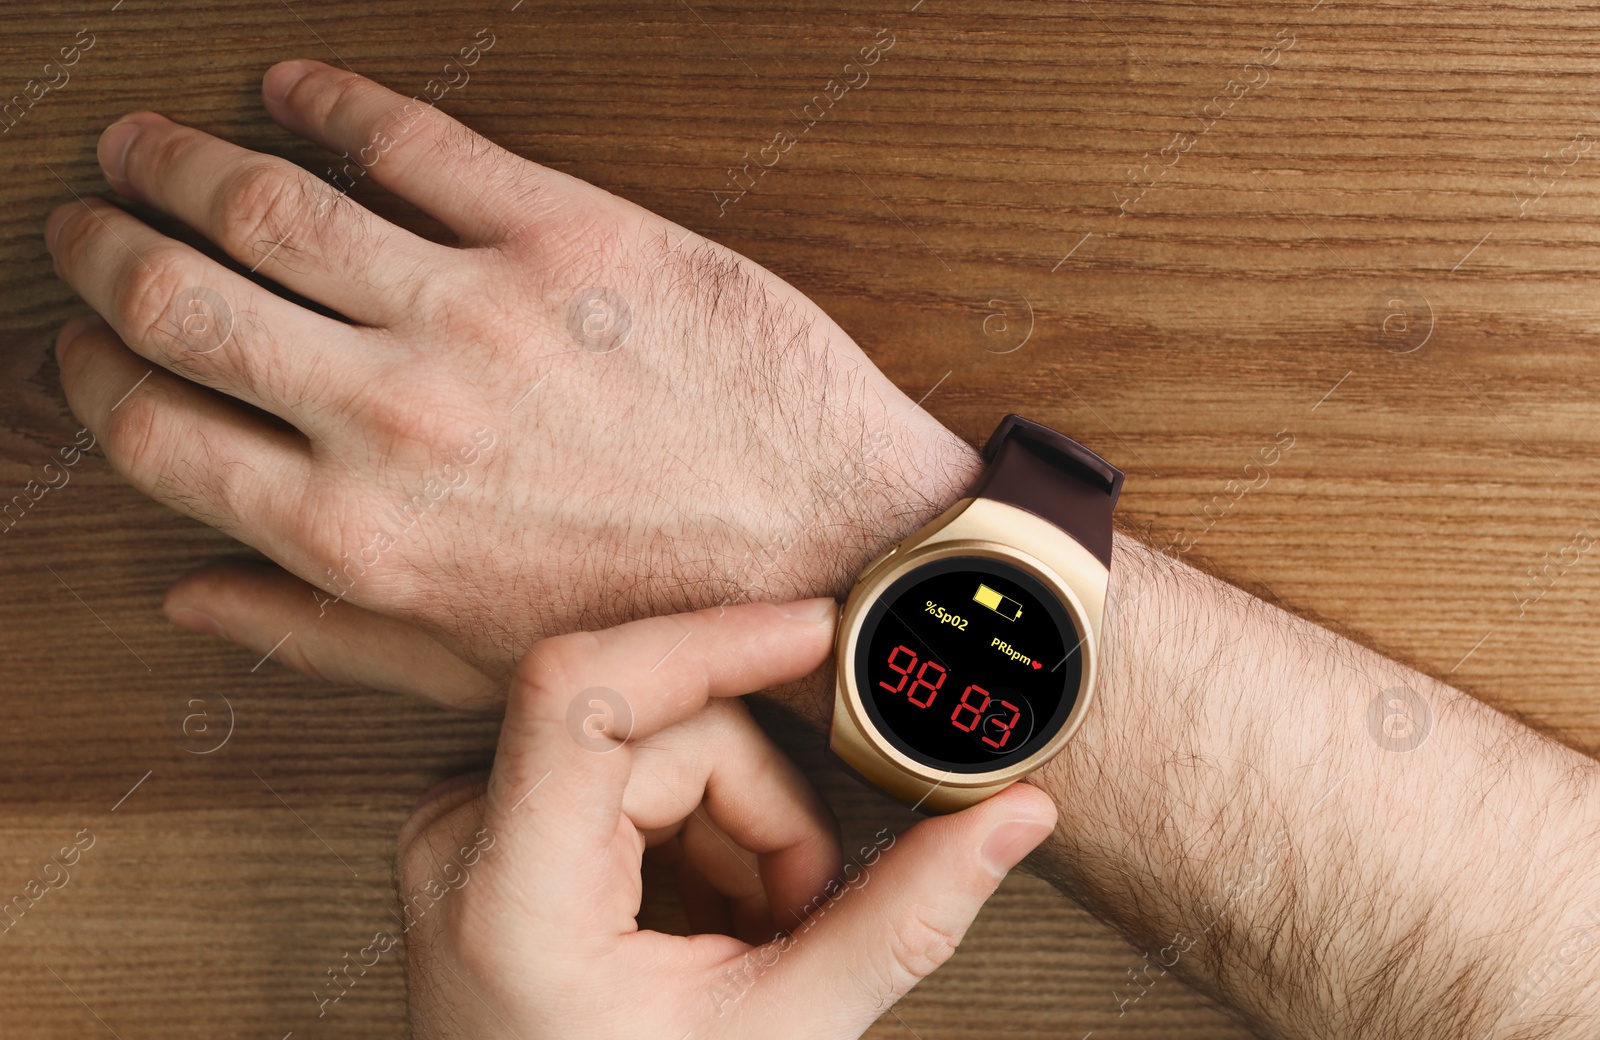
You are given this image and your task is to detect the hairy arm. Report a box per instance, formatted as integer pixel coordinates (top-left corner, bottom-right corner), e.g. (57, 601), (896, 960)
(1031, 535), (1600, 1038)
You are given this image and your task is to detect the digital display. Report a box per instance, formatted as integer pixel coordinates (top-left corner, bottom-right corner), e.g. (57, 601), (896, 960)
(854, 556), (1082, 771)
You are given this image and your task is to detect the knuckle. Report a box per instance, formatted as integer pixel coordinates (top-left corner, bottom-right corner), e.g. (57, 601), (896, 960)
(307, 71), (434, 182)
(519, 203), (613, 270)
(512, 631), (600, 703)
(191, 454), (255, 530)
(423, 117), (493, 177)
(215, 160), (315, 260)
(298, 504), (400, 602)
(147, 426), (255, 536)
(397, 814), (478, 898)
(881, 905), (965, 987)
(112, 244), (195, 347)
(399, 243), (480, 306)
(344, 365), (431, 439)
(381, 100), (478, 174)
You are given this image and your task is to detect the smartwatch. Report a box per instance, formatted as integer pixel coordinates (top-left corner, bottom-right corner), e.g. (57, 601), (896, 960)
(829, 415), (1123, 813)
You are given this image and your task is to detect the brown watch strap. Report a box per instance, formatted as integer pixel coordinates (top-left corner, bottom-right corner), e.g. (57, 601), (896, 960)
(971, 414), (1124, 568)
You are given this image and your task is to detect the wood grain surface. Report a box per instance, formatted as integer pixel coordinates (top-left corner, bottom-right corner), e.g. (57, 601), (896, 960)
(3, 1), (1598, 1037)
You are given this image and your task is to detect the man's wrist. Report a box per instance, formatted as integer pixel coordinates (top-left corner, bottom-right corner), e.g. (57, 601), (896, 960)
(750, 406), (981, 725)
(794, 407), (984, 598)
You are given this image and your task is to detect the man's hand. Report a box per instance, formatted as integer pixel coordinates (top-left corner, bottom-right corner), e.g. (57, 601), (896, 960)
(47, 59), (979, 710)
(397, 598), (1056, 1039)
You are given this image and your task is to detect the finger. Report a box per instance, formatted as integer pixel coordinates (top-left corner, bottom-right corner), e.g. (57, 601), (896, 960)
(478, 599), (837, 933)
(55, 316), (312, 546)
(395, 779), (496, 936)
(625, 700), (841, 935)
(163, 559), (501, 711)
(503, 596), (836, 767)
(261, 59), (593, 247)
(398, 772), (488, 856)
(99, 110), (454, 328)
(751, 784), (1058, 1037)
(46, 196), (370, 423)
(678, 813), (773, 942)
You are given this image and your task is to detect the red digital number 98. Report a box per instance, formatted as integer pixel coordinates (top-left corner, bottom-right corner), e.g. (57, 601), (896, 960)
(877, 645), (947, 707)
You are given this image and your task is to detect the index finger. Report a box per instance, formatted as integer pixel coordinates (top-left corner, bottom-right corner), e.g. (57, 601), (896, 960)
(479, 598), (837, 921)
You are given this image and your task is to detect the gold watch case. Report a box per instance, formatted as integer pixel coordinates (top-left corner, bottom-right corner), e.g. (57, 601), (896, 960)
(830, 496), (1109, 813)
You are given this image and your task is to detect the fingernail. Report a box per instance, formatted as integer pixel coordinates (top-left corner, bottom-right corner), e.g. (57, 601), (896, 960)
(980, 818), (1053, 879)
(263, 60), (317, 106)
(777, 596), (836, 623)
(98, 119), (141, 186)
(44, 204), (75, 256)
(166, 607), (227, 640)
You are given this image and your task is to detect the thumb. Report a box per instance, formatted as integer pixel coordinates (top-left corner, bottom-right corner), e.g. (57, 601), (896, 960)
(749, 783), (1057, 1039)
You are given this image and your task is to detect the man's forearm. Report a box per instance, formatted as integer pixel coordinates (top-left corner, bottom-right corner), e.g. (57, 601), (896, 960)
(1028, 534), (1600, 1038)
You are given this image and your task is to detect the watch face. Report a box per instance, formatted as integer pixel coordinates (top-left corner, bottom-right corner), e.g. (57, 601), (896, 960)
(853, 555), (1083, 773)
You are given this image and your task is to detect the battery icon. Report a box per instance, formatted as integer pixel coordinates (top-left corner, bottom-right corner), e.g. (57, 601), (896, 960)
(973, 584), (1023, 620)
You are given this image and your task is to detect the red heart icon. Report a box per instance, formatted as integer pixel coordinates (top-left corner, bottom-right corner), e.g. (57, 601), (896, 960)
(1031, 660), (1042, 670)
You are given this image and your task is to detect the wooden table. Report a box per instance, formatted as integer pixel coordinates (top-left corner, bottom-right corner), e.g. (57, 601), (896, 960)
(3, 2), (1597, 1037)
